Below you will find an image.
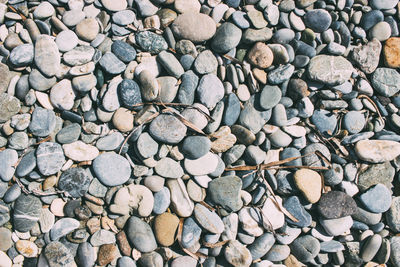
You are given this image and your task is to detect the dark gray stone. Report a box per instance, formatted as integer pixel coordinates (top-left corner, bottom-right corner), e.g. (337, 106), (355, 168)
(13, 194), (42, 232)
(58, 167), (90, 198)
(126, 216), (157, 253)
(29, 107), (56, 137)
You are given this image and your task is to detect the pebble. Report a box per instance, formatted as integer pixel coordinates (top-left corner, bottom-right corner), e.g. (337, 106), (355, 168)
(197, 73), (224, 109)
(371, 67), (400, 97)
(290, 235), (320, 263)
(154, 212), (179, 247)
(16, 240), (38, 258)
(167, 178), (194, 217)
(194, 203), (224, 234)
(248, 233), (275, 260)
(28, 107), (56, 137)
(36, 142), (66, 176)
(44, 241), (76, 266)
(224, 240), (252, 267)
(308, 55), (354, 85)
(0, 149), (18, 181)
(0, 227), (12, 251)
(355, 139), (400, 163)
(318, 191), (358, 219)
(171, 13), (216, 43)
(359, 183), (392, 213)
(384, 37), (400, 68)
(208, 176), (243, 212)
(304, 9), (331, 32)
(9, 44), (34, 67)
(184, 152), (219, 176)
(247, 42), (274, 69)
(149, 114), (187, 144)
(92, 152), (131, 186)
(13, 195), (42, 232)
(0, 93), (20, 123)
(126, 216), (157, 253)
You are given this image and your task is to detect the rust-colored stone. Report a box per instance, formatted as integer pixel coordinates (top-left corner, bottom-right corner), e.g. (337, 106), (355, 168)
(384, 37), (400, 68)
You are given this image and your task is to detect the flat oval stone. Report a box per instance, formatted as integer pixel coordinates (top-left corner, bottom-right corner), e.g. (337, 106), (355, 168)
(154, 157), (183, 179)
(34, 35), (60, 77)
(248, 233), (276, 260)
(153, 212), (179, 247)
(50, 218), (80, 240)
(111, 40), (136, 63)
(55, 30), (78, 52)
(36, 142), (66, 176)
(194, 203), (224, 234)
(308, 55), (354, 86)
(126, 216), (157, 253)
(64, 46), (95, 66)
(99, 52), (126, 75)
(49, 79), (75, 110)
(181, 136), (211, 160)
(13, 195), (42, 232)
(15, 150), (36, 177)
(355, 139), (400, 163)
(58, 167), (90, 198)
(102, 0), (127, 12)
(63, 141), (99, 162)
(259, 85), (282, 110)
(92, 152), (131, 186)
(304, 9), (331, 32)
(171, 13), (216, 43)
(184, 152), (219, 176)
(153, 187), (171, 215)
(9, 44), (34, 67)
(149, 114), (187, 144)
(56, 123), (81, 144)
(77, 243), (96, 267)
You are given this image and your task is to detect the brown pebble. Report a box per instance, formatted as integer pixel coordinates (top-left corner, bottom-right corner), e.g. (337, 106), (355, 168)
(97, 244), (118, 266)
(86, 217), (101, 234)
(247, 42), (274, 69)
(153, 213), (179, 247)
(117, 231), (132, 256)
(384, 37), (400, 68)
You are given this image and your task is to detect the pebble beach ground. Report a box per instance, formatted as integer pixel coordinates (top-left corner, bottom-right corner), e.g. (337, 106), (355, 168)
(1, 0), (400, 266)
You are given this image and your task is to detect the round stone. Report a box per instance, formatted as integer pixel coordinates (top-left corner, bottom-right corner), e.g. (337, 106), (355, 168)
(384, 37), (400, 68)
(34, 35), (60, 77)
(181, 136), (211, 160)
(99, 52), (126, 75)
(304, 9), (332, 32)
(36, 142), (66, 176)
(76, 18), (99, 42)
(0, 227), (12, 251)
(135, 31), (168, 54)
(247, 42), (274, 69)
(370, 21), (392, 41)
(184, 152), (219, 176)
(171, 13), (216, 43)
(154, 157), (184, 179)
(33, 1), (54, 19)
(111, 40), (136, 63)
(224, 240), (252, 267)
(92, 152), (131, 186)
(149, 114), (187, 144)
(193, 50), (218, 74)
(343, 111), (365, 134)
(55, 30), (78, 52)
(0, 93), (21, 123)
(112, 108), (134, 132)
(355, 139), (400, 163)
(290, 235), (320, 263)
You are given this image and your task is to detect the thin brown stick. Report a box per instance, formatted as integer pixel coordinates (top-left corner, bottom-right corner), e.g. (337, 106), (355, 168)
(202, 240), (229, 248)
(7, 4), (26, 20)
(357, 94), (384, 123)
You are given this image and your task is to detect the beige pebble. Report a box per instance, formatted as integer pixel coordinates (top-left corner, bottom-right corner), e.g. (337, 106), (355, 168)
(50, 198), (67, 217)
